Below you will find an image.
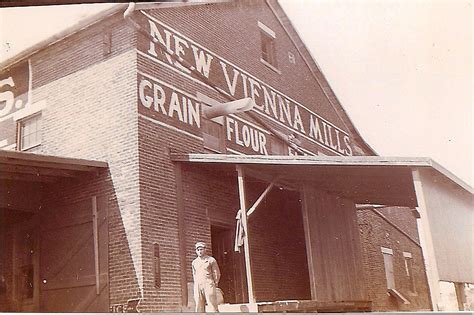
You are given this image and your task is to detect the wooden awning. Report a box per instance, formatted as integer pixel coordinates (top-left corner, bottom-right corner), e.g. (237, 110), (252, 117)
(0, 150), (108, 183)
(170, 154), (472, 208)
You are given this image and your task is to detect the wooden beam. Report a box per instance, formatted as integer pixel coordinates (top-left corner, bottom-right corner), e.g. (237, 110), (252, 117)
(0, 150), (108, 168)
(236, 165), (256, 304)
(247, 181), (275, 217)
(454, 282), (466, 311)
(0, 163), (78, 177)
(42, 274), (108, 291)
(241, 167), (298, 191)
(92, 196), (100, 295)
(388, 288), (410, 305)
(0, 157), (98, 172)
(0, 173), (58, 183)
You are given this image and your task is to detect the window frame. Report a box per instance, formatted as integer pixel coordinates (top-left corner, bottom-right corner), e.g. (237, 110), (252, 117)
(258, 21), (280, 73)
(403, 251), (417, 294)
(381, 247), (395, 289)
(17, 113), (42, 151)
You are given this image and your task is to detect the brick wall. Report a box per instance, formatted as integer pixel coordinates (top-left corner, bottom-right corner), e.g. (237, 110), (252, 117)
(138, 0), (359, 157)
(357, 207), (431, 311)
(246, 184), (311, 301)
(24, 12), (143, 309)
(138, 120), (205, 312)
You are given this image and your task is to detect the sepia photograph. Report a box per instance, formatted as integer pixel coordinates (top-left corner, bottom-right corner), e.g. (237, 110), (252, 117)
(0, 0), (472, 312)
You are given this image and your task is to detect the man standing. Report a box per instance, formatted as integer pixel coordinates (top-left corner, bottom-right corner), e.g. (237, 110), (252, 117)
(192, 241), (221, 312)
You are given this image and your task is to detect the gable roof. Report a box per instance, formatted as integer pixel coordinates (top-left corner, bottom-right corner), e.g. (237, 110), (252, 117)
(1, 1), (375, 156)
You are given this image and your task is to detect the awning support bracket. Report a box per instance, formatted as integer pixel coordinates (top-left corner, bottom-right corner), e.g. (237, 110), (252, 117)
(247, 180), (277, 218)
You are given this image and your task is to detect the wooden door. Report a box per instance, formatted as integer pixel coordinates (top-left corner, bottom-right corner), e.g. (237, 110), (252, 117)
(302, 187), (368, 302)
(211, 225), (246, 304)
(40, 196), (108, 312)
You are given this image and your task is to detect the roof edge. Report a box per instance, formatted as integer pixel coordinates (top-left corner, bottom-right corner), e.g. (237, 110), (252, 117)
(171, 153), (473, 194)
(268, 0), (377, 156)
(0, 149), (108, 168)
(0, 3), (127, 71)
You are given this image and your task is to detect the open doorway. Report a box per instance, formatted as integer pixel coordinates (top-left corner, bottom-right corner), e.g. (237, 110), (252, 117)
(1, 210), (39, 312)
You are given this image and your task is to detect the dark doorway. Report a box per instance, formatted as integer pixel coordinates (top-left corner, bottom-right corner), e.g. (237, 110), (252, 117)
(211, 225), (245, 304)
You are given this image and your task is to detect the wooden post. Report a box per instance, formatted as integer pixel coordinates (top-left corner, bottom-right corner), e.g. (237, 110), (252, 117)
(454, 282), (466, 311)
(92, 196), (100, 295)
(174, 163), (188, 307)
(300, 187), (317, 300)
(236, 165), (256, 304)
(412, 169), (440, 311)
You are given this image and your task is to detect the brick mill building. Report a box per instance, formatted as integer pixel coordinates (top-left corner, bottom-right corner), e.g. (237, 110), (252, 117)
(0, 1), (472, 312)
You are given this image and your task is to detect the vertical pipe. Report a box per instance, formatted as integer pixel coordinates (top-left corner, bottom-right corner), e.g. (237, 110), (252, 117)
(236, 165), (256, 304)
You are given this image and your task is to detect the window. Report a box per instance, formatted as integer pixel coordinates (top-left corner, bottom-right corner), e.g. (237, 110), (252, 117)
(18, 114), (41, 151)
(403, 252), (416, 293)
(202, 119), (226, 153)
(258, 21), (278, 71)
(288, 52), (296, 64)
(382, 247), (411, 304)
(381, 247), (395, 289)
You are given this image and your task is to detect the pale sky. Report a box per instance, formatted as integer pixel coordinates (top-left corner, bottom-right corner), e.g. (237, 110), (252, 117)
(0, 1), (472, 186)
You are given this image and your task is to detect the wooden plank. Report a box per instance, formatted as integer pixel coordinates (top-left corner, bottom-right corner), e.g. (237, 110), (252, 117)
(454, 282), (466, 311)
(170, 153), (433, 167)
(43, 214), (107, 282)
(42, 274), (108, 291)
(247, 181), (275, 217)
(236, 165), (256, 304)
(0, 157), (99, 173)
(92, 196), (100, 295)
(305, 189), (367, 302)
(0, 150), (108, 168)
(72, 280), (108, 312)
(0, 173), (58, 183)
(388, 288), (410, 304)
(0, 164), (78, 177)
(255, 300), (372, 312)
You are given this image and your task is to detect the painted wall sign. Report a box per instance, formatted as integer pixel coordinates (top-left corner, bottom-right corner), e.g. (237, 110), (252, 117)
(137, 12), (353, 156)
(138, 71), (274, 156)
(0, 61), (30, 149)
(0, 62), (29, 120)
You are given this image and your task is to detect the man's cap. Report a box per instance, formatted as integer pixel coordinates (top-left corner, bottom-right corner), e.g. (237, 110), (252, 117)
(195, 242), (207, 249)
